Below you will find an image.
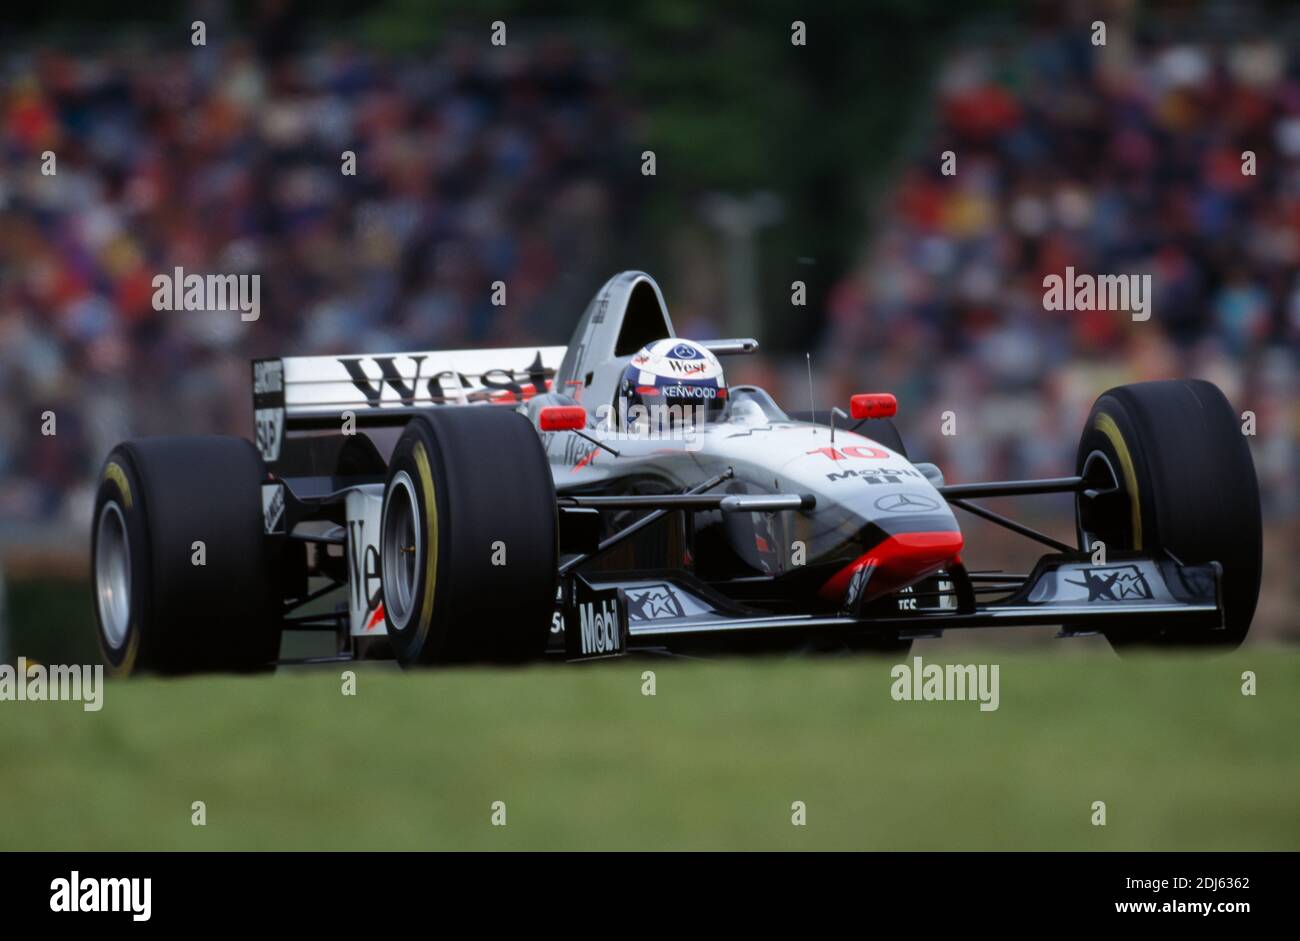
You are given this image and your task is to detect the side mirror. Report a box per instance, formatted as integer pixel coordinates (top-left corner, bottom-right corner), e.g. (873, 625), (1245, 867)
(850, 393), (897, 420)
(539, 406), (587, 431)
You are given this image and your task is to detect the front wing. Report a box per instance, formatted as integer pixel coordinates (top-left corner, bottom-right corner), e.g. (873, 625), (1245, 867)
(552, 554), (1222, 658)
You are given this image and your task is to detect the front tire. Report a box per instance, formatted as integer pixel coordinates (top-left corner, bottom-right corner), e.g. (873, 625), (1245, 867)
(379, 408), (558, 666)
(1074, 380), (1261, 649)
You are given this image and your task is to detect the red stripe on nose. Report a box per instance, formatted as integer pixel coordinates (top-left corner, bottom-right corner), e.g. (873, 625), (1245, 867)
(818, 531), (964, 605)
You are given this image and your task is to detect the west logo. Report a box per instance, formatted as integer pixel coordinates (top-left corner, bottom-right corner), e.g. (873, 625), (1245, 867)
(339, 352), (553, 407)
(50, 872), (151, 922)
(347, 520), (382, 616)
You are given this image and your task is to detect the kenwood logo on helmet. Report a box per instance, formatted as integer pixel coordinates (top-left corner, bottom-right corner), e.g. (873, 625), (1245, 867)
(662, 384), (718, 398)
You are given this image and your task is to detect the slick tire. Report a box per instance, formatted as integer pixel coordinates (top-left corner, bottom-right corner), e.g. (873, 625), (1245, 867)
(379, 408), (558, 666)
(92, 437), (282, 675)
(1074, 380), (1262, 650)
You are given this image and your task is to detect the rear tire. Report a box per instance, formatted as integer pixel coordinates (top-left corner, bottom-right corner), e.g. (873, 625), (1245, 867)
(379, 408), (558, 666)
(91, 437), (282, 675)
(1074, 380), (1261, 649)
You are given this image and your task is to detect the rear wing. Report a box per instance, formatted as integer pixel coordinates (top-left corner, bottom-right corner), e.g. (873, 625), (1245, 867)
(252, 347), (566, 461)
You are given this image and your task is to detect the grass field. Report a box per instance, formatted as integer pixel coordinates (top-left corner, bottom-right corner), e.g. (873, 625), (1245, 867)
(1, 650), (1297, 850)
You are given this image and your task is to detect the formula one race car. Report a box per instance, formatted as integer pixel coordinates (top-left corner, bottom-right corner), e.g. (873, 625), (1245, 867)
(90, 271), (1262, 673)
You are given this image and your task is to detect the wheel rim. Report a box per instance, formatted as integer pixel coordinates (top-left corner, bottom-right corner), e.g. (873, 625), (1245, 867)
(381, 471), (422, 631)
(1077, 448), (1131, 553)
(95, 501), (132, 649)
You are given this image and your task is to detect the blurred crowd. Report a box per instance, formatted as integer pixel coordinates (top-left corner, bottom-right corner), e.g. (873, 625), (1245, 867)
(2, 22), (1297, 535)
(819, 29), (1298, 514)
(0, 35), (634, 529)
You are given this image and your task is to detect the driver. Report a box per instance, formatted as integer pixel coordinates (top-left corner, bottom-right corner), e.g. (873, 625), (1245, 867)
(616, 338), (726, 434)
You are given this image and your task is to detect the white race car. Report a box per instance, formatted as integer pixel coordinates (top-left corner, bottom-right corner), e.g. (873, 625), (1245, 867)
(91, 271), (1260, 672)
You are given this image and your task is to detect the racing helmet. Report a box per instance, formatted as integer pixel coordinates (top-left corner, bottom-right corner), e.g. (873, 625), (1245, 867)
(617, 338), (726, 431)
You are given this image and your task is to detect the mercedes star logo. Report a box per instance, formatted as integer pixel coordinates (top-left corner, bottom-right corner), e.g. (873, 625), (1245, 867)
(874, 492), (941, 514)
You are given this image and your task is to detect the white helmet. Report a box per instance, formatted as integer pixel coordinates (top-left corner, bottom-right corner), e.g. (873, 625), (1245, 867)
(616, 338), (726, 428)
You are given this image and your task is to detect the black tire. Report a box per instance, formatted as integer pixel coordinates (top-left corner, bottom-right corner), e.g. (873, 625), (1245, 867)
(379, 408), (557, 666)
(91, 437), (282, 675)
(1074, 379), (1261, 649)
(787, 412), (908, 458)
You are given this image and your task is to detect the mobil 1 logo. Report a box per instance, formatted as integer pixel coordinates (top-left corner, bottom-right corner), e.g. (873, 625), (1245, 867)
(563, 576), (628, 660)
